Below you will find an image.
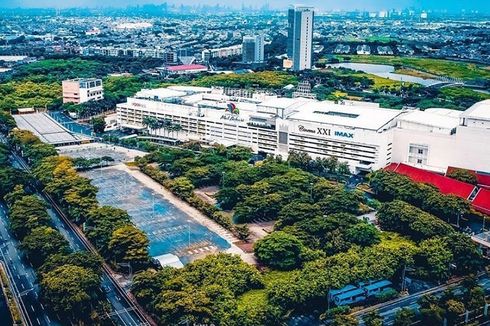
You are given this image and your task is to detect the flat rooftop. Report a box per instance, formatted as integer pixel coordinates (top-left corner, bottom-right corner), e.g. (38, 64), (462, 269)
(397, 110), (460, 129)
(13, 113), (83, 146)
(288, 101), (403, 131)
(462, 100), (490, 121)
(135, 88), (187, 100)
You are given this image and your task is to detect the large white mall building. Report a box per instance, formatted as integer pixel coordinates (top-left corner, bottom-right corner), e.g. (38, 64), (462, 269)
(116, 86), (490, 174)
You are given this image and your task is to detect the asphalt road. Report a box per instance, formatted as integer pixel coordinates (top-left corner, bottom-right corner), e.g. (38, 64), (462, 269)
(0, 202), (59, 326)
(354, 273), (490, 325)
(8, 149), (151, 326)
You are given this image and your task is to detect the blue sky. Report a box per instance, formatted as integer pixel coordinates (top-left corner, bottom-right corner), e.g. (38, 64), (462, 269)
(1, 0), (489, 12)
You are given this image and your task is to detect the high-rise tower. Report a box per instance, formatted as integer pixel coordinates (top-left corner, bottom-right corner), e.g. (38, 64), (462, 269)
(287, 5), (314, 71)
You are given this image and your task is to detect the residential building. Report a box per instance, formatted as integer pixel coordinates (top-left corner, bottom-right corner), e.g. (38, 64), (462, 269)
(62, 78), (103, 104)
(201, 45), (243, 62)
(287, 5), (314, 71)
(242, 35), (264, 63)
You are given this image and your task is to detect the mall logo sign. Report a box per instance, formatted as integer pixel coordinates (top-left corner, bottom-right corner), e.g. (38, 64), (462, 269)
(335, 131), (354, 138)
(298, 125), (331, 136)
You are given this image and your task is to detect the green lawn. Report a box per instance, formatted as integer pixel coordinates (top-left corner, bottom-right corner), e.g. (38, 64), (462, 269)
(192, 71), (298, 89)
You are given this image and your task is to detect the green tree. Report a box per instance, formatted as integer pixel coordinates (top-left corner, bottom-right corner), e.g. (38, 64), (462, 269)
(363, 310), (384, 326)
(346, 223), (381, 247)
(40, 264), (101, 320)
(318, 189), (363, 215)
(416, 238), (453, 281)
(21, 226), (70, 267)
(332, 314), (359, 326)
(168, 177), (195, 199)
(9, 195), (51, 239)
(466, 286), (485, 311)
(254, 231), (305, 270)
(445, 233), (483, 275)
(234, 224), (251, 241)
(39, 252), (103, 277)
(393, 307), (415, 326)
(287, 150), (312, 171)
(0, 167), (22, 197)
(108, 225), (150, 269)
(4, 184), (26, 207)
(91, 116), (106, 133)
(0, 111), (16, 134)
(24, 143), (57, 166)
(419, 295), (445, 325)
(225, 146), (253, 161)
(276, 202), (322, 228)
(377, 200), (454, 241)
(337, 162), (351, 175)
(445, 299), (465, 325)
(216, 187), (241, 210)
(85, 206), (131, 254)
(447, 169), (477, 185)
(131, 267), (176, 307)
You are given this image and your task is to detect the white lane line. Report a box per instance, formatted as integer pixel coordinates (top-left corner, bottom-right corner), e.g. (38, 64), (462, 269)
(31, 305), (35, 312)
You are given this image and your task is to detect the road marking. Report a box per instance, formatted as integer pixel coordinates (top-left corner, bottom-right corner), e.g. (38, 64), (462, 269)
(31, 305), (35, 312)
(36, 317), (40, 325)
(40, 303), (44, 310)
(46, 315), (50, 323)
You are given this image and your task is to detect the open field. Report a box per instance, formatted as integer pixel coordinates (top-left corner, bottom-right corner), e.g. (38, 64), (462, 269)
(338, 55), (490, 80)
(326, 67), (415, 90)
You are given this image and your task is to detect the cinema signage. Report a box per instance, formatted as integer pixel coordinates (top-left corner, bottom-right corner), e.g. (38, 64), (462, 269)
(334, 131), (354, 138)
(298, 125), (331, 136)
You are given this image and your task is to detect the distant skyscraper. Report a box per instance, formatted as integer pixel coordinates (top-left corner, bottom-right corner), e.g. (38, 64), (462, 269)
(242, 35), (264, 63)
(287, 5), (314, 71)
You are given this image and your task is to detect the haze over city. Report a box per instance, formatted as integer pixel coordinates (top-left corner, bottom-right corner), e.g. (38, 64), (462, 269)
(1, 0), (489, 11)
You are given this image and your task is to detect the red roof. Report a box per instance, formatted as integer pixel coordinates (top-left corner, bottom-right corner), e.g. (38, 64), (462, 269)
(385, 163), (475, 199)
(166, 64), (207, 72)
(473, 189), (490, 215)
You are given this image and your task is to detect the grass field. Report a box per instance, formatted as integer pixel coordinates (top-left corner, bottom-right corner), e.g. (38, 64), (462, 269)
(342, 55), (490, 80)
(327, 67), (414, 90)
(192, 71), (298, 89)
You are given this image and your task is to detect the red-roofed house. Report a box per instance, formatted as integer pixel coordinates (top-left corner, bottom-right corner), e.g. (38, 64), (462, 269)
(159, 64), (208, 75)
(385, 163), (476, 199)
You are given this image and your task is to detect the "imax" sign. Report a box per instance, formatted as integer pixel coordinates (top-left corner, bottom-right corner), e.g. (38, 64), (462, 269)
(334, 131), (354, 138)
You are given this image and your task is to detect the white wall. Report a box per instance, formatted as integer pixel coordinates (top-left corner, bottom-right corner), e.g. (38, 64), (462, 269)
(392, 125), (490, 173)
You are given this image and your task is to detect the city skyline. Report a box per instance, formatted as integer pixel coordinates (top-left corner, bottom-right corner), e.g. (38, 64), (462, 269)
(1, 0), (489, 12)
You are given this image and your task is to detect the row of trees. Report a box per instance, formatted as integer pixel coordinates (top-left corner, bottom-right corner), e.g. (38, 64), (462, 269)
(0, 143), (106, 323)
(286, 150), (351, 180)
(369, 170), (472, 222)
(8, 129), (151, 271)
(377, 200), (483, 281)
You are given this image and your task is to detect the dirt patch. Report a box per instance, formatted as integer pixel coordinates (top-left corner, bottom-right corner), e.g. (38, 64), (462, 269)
(194, 186), (219, 205)
(234, 241), (255, 253)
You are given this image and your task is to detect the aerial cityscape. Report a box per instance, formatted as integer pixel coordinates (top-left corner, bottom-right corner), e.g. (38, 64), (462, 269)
(0, 1), (489, 326)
